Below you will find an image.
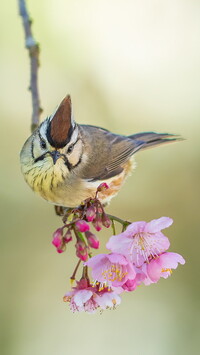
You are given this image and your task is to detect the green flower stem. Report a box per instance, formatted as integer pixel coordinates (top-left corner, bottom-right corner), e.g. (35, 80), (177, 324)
(106, 214), (131, 228)
(111, 219), (116, 235)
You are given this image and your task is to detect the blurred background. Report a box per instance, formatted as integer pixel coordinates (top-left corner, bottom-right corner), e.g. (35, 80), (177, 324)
(1, 1), (200, 354)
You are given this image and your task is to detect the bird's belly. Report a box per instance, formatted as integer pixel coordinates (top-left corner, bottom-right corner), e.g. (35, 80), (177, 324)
(27, 157), (135, 208)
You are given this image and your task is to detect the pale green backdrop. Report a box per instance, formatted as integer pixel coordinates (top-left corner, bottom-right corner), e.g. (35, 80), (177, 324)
(1, 1), (199, 355)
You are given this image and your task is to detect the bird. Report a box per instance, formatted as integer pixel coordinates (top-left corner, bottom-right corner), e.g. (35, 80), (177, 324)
(20, 95), (180, 208)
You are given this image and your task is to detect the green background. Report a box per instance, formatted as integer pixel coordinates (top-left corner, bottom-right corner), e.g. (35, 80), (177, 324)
(1, 1), (199, 354)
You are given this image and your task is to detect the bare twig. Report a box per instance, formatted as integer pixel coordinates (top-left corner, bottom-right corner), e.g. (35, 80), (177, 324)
(18, 0), (42, 132)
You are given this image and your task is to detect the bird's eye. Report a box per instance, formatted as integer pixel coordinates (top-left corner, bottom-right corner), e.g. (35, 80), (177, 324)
(40, 139), (47, 150)
(67, 145), (74, 154)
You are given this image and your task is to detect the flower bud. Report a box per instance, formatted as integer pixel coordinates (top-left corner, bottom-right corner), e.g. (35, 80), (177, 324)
(97, 182), (109, 192)
(86, 206), (96, 222)
(102, 213), (111, 228)
(92, 215), (102, 232)
(63, 229), (73, 243)
(76, 240), (85, 251)
(85, 231), (100, 249)
(52, 228), (63, 248)
(75, 241), (88, 261)
(75, 220), (90, 232)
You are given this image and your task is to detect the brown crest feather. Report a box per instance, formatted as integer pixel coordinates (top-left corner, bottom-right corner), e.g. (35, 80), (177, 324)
(48, 95), (72, 148)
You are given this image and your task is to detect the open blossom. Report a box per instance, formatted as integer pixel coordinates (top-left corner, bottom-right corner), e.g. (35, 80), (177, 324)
(86, 253), (136, 288)
(144, 252), (185, 284)
(106, 217), (172, 267)
(64, 279), (121, 313)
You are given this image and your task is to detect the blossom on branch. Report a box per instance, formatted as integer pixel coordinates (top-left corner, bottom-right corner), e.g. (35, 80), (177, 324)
(85, 253), (136, 288)
(106, 217), (172, 266)
(63, 279), (121, 313)
(144, 252), (185, 284)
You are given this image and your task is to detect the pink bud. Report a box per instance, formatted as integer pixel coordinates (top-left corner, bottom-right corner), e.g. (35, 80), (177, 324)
(76, 241), (85, 251)
(57, 248), (64, 254)
(76, 250), (88, 262)
(102, 213), (111, 228)
(85, 231), (100, 249)
(52, 228), (63, 248)
(75, 220), (90, 232)
(92, 215), (102, 232)
(63, 229), (72, 243)
(97, 182), (109, 192)
(86, 206), (96, 222)
(75, 241), (88, 261)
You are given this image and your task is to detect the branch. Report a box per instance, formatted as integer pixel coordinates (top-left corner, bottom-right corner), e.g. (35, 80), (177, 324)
(18, 0), (42, 132)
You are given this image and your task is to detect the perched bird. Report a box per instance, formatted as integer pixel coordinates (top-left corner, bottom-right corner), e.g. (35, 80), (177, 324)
(20, 95), (179, 208)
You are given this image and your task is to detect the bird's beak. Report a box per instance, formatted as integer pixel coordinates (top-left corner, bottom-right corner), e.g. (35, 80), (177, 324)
(49, 150), (62, 165)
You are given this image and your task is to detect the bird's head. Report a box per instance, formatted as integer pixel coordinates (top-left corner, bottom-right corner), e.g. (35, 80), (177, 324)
(20, 95), (84, 191)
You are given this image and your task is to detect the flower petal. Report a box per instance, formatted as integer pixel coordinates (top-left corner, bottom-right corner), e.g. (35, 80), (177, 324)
(145, 217), (173, 233)
(73, 289), (93, 307)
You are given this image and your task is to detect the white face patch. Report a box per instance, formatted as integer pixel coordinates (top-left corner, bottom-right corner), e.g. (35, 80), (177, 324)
(68, 125), (79, 145)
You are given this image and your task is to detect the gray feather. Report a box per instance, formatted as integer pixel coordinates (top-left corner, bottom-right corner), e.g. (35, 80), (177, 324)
(78, 125), (181, 181)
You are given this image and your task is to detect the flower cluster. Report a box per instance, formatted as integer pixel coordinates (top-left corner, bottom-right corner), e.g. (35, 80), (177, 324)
(52, 183), (111, 260)
(86, 217), (185, 293)
(52, 184), (185, 314)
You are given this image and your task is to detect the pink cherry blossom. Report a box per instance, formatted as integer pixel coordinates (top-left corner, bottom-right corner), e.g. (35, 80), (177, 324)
(86, 253), (136, 288)
(95, 290), (121, 310)
(146, 252), (185, 283)
(64, 280), (98, 313)
(106, 217), (172, 267)
(64, 279), (121, 313)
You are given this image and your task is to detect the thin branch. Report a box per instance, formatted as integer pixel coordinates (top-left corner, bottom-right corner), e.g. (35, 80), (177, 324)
(106, 214), (131, 226)
(18, 0), (42, 132)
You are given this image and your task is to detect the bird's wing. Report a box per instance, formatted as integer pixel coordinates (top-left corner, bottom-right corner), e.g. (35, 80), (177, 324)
(79, 125), (180, 181)
(79, 126), (141, 181)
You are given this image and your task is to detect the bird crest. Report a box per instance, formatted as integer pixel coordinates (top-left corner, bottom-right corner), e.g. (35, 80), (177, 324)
(47, 95), (74, 148)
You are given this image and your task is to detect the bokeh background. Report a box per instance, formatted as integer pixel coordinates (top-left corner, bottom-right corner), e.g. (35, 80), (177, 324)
(1, 1), (200, 354)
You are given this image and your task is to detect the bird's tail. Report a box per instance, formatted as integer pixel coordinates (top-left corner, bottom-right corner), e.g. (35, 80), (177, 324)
(128, 132), (182, 153)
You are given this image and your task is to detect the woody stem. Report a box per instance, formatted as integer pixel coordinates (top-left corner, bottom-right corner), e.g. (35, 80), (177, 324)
(70, 259), (81, 282)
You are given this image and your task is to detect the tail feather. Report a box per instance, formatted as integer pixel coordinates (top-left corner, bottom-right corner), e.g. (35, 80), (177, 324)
(128, 132), (182, 152)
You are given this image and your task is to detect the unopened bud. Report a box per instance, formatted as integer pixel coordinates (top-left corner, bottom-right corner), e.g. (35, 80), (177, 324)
(63, 229), (73, 243)
(97, 182), (109, 192)
(92, 215), (102, 232)
(75, 241), (88, 261)
(86, 205), (96, 222)
(57, 248), (64, 254)
(75, 220), (90, 232)
(52, 228), (63, 248)
(85, 231), (100, 249)
(76, 240), (85, 251)
(102, 213), (111, 228)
